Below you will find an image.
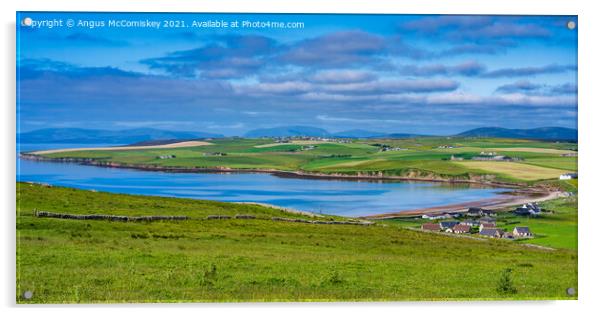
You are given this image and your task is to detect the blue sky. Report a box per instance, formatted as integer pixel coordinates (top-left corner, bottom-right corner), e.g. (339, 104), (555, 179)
(17, 12), (577, 135)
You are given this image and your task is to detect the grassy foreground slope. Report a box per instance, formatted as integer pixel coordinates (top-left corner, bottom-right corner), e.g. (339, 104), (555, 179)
(36, 137), (577, 184)
(17, 183), (577, 302)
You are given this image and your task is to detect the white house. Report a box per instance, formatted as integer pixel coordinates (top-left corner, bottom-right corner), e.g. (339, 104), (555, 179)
(512, 227), (533, 237)
(422, 213), (451, 220)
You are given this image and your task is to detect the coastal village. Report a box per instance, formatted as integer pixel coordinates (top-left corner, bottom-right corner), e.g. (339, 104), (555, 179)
(419, 204), (542, 239)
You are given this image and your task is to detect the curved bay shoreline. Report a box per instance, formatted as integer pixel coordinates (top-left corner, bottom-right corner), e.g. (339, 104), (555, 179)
(19, 153), (562, 218)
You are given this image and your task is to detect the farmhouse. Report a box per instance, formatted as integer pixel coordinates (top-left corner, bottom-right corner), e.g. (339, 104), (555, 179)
(439, 221), (460, 230)
(479, 222), (496, 232)
(157, 154), (175, 159)
(301, 145), (316, 151)
(381, 146), (405, 152)
(514, 203), (541, 216)
(421, 223), (441, 232)
(513, 226), (533, 237)
(460, 220), (479, 227)
(559, 173), (578, 180)
(467, 207), (483, 217)
(479, 228), (505, 238)
(479, 216), (496, 224)
(451, 224), (471, 234)
(481, 209), (497, 217)
(422, 213), (451, 220)
(450, 155), (464, 161)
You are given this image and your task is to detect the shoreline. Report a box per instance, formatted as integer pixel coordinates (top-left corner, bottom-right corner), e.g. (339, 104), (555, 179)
(19, 153), (562, 219)
(363, 190), (563, 219)
(19, 153), (525, 189)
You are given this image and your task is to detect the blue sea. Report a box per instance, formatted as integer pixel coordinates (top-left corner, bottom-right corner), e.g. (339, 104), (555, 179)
(16, 143), (507, 217)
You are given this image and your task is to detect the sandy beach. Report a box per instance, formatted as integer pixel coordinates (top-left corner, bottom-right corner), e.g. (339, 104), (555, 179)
(29, 141), (213, 155)
(364, 189), (564, 219)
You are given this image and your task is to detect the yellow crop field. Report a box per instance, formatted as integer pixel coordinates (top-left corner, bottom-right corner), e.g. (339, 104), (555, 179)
(488, 147), (576, 154)
(455, 161), (570, 181)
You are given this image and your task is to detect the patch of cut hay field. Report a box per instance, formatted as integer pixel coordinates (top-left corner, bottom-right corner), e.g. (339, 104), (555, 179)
(454, 161), (570, 181)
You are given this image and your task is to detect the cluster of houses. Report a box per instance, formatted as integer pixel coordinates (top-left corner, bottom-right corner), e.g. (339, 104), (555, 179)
(449, 154), (522, 162)
(379, 144), (408, 152)
(437, 145), (459, 149)
(472, 155), (523, 162)
(203, 152), (227, 157)
(560, 152), (578, 157)
(559, 173), (577, 180)
(271, 136), (351, 144)
(421, 207), (533, 239)
(301, 145), (316, 151)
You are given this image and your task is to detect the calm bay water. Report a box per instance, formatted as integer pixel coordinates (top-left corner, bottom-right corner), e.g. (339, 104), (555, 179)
(16, 143), (507, 217)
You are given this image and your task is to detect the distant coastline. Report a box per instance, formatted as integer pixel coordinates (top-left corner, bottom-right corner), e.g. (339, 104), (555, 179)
(19, 152), (526, 189)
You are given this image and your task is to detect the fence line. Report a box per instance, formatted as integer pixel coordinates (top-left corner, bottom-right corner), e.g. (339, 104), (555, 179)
(34, 210), (187, 222)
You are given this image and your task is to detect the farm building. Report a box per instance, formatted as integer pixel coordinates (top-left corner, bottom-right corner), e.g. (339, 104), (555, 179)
(421, 223), (441, 232)
(559, 173), (578, 180)
(157, 154), (176, 159)
(479, 228), (505, 238)
(513, 227), (533, 237)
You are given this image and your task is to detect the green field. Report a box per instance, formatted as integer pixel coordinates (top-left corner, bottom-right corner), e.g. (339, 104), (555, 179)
(36, 137), (577, 185)
(17, 183), (577, 303)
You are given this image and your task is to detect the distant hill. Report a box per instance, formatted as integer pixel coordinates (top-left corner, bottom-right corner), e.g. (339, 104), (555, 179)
(244, 126), (330, 138)
(386, 133), (424, 139)
(18, 128), (223, 144)
(332, 130), (389, 138)
(456, 127), (577, 141)
(19, 126), (577, 143)
(245, 126), (424, 138)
